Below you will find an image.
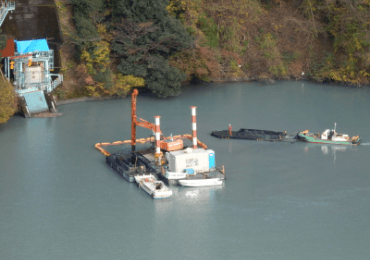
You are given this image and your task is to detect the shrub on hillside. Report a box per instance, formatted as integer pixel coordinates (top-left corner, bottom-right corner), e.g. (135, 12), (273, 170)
(0, 78), (17, 124)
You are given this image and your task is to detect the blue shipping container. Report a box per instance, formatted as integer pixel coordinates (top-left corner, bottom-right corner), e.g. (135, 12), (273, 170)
(209, 151), (215, 169)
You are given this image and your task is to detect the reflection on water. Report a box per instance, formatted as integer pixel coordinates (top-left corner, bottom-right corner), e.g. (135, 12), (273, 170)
(321, 145), (347, 163)
(304, 144), (359, 164)
(152, 185), (224, 257)
(186, 189), (199, 197)
(180, 186), (223, 202)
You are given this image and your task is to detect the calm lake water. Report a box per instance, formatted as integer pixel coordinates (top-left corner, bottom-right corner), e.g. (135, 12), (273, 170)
(1, 81), (370, 260)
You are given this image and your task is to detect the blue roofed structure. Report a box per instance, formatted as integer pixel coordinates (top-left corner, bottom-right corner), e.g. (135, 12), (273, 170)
(3, 38), (63, 116)
(4, 38), (63, 94)
(15, 39), (50, 53)
(1, 1), (62, 117)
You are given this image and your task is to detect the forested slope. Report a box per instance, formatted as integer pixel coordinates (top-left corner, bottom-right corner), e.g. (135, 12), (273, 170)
(52, 0), (370, 101)
(2, 0), (368, 123)
(39, 0), (370, 99)
(169, 0), (370, 85)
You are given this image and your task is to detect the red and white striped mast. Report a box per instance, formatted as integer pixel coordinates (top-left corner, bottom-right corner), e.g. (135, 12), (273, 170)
(190, 106), (197, 149)
(154, 116), (162, 165)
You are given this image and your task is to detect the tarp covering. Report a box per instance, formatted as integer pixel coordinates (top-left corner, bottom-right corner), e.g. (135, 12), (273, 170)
(15, 39), (49, 54)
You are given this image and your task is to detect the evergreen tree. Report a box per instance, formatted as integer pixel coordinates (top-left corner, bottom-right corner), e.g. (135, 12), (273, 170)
(74, 16), (100, 48)
(72, 0), (104, 49)
(72, 0), (104, 20)
(112, 0), (193, 96)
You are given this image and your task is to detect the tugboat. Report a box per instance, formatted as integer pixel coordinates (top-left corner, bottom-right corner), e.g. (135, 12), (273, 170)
(296, 123), (361, 146)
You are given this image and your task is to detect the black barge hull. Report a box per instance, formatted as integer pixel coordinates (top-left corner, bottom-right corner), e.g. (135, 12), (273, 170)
(106, 152), (157, 182)
(211, 128), (287, 141)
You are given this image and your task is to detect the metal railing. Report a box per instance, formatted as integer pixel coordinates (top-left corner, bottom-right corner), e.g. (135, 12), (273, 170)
(50, 74), (63, 92)
(0, 1), (15, 27)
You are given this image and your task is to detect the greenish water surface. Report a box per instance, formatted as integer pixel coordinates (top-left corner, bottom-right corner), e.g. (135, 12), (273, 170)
(1, 81), (370, 260)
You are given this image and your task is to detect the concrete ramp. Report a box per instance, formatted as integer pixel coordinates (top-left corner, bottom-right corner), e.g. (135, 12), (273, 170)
(19, 90), (49, 117)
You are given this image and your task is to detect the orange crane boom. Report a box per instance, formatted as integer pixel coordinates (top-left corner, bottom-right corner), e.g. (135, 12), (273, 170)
(131, 89), (162, 152)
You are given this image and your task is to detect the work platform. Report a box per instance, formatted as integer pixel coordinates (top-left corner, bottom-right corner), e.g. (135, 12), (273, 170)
(97, 88), (226, 192)
(106, 148), (225, 186)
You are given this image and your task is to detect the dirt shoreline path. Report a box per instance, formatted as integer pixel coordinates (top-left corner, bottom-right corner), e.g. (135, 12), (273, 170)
(55, 96), (125, 106)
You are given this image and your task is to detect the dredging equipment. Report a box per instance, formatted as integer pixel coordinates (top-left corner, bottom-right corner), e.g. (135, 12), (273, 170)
(95, 89), (225, 187)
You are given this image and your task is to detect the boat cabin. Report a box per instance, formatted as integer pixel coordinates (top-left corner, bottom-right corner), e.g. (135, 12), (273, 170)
(321, 129), (349, 141)
(165, 148), (215, 174)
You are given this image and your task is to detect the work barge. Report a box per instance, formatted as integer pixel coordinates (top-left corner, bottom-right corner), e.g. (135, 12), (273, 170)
(96, 89), (225, 188)
(211, 128), (288, 141)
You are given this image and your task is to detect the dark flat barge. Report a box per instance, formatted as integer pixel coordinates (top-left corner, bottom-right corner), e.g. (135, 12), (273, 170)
(211, 128), (287, 141)
(106, 151), (157, 183)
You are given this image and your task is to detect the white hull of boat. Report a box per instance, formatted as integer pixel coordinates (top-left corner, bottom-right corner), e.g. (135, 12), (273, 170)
(165, 171), (187, 180)
(135, 174), (173, 199)
(178, 178), (223, 187)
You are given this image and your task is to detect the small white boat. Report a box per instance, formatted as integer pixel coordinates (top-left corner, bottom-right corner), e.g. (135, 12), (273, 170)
(178, 178), (223, 187)
(134, 174), (172, 199)
(165, 171), (187, 180)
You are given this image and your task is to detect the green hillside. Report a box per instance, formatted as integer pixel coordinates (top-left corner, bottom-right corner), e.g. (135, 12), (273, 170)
(51, 0), (370, 99)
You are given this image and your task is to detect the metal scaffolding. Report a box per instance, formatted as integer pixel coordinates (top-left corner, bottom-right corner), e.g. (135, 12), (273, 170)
(0, 0), (15, 27)
(5, 49), (63, 93)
